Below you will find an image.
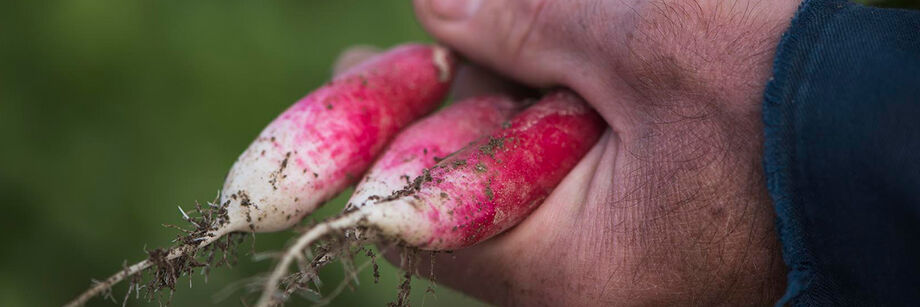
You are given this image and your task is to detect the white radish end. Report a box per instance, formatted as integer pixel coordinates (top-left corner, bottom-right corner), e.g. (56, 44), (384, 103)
(219, 118), (345, 233)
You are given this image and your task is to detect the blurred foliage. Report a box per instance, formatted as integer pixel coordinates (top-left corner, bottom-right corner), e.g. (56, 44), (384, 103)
(0, 0), (915, 306)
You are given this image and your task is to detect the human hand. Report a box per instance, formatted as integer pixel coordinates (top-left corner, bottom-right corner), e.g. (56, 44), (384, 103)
(407, 0), (801, 305)
(339, 0), (799, 304)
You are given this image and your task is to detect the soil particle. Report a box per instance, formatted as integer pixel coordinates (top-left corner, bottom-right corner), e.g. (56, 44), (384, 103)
(245, 209), (255, 231)
(269, 152), (292, 190)
(474, 162), (487, 173)
(478, 136), (505, 158)
(366, 249), (380, 283)
(451, 159), (467, 168)
(238, 191), (253, 207)
(382, 169), (432, 202)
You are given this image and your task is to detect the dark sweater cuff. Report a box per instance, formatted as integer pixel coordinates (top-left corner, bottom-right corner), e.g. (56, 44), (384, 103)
(763, 0), (920, 305)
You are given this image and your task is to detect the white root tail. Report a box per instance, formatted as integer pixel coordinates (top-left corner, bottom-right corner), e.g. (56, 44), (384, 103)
(64, 230), (229, 307)
(256, 212), (367, 307)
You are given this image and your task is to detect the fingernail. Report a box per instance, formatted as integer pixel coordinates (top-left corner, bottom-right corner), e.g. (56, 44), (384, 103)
(428, 0), (481, 20)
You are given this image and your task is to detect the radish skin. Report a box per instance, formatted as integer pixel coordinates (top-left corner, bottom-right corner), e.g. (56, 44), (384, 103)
(372, 91), (605, 249)
(258, 90), (605, 306)
(220, 44), (455, 233)
(66, 44), (456, 307)
(347, 95), (520, 211)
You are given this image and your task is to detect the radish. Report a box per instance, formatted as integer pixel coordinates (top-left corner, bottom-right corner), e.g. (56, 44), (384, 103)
(257, 90), (606, 306)
(346, 94), (521, 212)
(66, 43), (457, 307)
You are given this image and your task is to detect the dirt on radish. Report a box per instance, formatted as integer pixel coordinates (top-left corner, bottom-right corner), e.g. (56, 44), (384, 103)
(256, 90), (605, 306)
(65, 43), (457, 307)
(65, 43), (606, 307)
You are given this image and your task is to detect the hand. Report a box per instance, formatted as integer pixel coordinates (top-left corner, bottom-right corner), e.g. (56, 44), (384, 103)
(342, 0), (800, 304)
(410, 0), (801, 305)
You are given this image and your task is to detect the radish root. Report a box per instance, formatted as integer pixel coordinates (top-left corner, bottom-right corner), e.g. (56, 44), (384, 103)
(65, 231), (229, 307)
(67, 197), (238, 307)
(256, 212), (370, 307)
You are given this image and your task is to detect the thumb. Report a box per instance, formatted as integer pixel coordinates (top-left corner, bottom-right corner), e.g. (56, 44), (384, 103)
(413, 0), (589, 87)
(413, 0), (639, 133)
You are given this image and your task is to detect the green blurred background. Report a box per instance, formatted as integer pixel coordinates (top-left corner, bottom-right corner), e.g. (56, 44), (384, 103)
(0, 0), (915, 306)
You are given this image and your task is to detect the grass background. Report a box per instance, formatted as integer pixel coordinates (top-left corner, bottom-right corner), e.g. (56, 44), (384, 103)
(0, 0), (913, 306)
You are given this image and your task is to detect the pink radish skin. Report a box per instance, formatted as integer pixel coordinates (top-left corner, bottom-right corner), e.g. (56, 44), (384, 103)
(220, 44), (456, 234)
(258, 90), (605, 306)
(347, 95), (520, 210)
(66, 44), (456, 307)
(366, 90), (605, 249)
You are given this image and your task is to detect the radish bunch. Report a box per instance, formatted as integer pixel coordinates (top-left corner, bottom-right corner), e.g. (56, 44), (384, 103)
(257, 90), (604, 306)
(67, 43), (606, 307)
(67, 43), (455, 307)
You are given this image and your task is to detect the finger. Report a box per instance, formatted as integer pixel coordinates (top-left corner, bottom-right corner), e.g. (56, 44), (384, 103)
(413, 0), (590, 87)
(413, 0), (639, 133)
(331, 45), (381, 77)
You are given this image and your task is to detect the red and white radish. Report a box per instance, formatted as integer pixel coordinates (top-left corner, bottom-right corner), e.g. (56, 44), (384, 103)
(66, 43), (456, 307)
(258, 90), (606, 306)
(221, 44), (456, 234)
(347, 94), (520, 211)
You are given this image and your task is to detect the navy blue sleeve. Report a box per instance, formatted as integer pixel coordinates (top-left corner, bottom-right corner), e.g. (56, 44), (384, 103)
(763, 0), (920, 305)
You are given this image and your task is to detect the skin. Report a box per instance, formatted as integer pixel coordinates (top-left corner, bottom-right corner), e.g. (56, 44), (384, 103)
(335, 0), (800, 304)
